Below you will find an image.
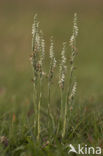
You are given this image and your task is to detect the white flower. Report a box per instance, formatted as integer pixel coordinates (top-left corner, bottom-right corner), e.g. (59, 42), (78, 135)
(53, 58), (57, 68)
(69, 81), (77, 100)
(36, 32), (41, 50)
(69, 13), (78, 47)
(61, 42), (66, 64)
(32, 14), (38, 36)
(50, 37), (54, 59)
(69, 35), (74, 47)
(73, 13), (78, 37)
(59, 42), (67, 88)
(32, 14), (38, 51)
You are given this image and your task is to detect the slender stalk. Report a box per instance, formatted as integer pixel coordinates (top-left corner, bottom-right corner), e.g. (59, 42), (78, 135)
(62, 71), (73, 138)
(57, 88), (63, 135)
(61, 73), (73, 138)
(37, 76), (42, 142)
(60, 88), (63, 123)
(62, 102), (67, 138)
(48, 82), (50, 116)
(33, 82), (37, 134)
(48, 81), (50, 128)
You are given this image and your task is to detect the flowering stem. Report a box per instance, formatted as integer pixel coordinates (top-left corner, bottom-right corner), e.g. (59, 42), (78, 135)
(37, 76), (42, 142)
(48, 81), (51, 129)
(60, 88), (63, 122)
(33, 81), (37, 135)
(57, 88), (63, 135)
(62, 101), (67, 138)
(62, 70), (73, 138)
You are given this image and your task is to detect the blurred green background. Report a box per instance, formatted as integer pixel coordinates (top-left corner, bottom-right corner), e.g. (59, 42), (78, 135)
(0, 0), (103, 105)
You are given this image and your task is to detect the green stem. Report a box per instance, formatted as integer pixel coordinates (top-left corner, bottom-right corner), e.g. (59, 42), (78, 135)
(62, 98), (68, 138)
(57, 88), (63, 135)
(60, 88), (63, 121)
(62, 68), (73, 138)
(37, 77), (42, 142)
(33, 83), (37, 134)
(48, 82), (50, 128)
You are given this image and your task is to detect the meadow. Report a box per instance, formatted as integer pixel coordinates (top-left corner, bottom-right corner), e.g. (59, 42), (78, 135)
(0, 0), (103, 155)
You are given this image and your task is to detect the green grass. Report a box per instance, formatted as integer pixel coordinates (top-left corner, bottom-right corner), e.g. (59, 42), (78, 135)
(0, 97), (103, 155)
(0, 0), (103, 155)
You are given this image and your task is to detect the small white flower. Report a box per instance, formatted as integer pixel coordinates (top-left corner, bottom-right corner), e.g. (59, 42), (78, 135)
(69, 81), (77, 100)
(41, 38), (45, 59)
(61, 42), (66, 64)
(32, 14), (39, 51)
(59, 42), (67, 88)
(50, 37), (54, 59)
(73, 13), (78, 37)
(53, 58), (57, 68)
(69, 13), (78, 47)
(36, 32), (41, 50)
(69, 35), (74, 47)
